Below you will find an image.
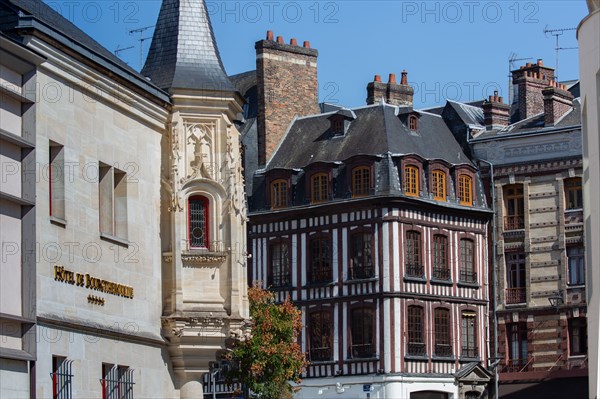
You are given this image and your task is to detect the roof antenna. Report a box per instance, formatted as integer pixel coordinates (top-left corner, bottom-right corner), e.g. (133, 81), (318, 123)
(114, 44), (134, 60)
(129, 25), (154, 71)
(543, 26), (578, 82)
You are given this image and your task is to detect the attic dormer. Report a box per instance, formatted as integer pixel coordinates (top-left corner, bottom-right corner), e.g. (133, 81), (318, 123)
(328, 108), (357, 137)
(397, 110), (420, 133)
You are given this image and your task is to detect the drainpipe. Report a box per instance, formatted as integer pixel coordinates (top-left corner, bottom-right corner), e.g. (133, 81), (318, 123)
(475, 157), (498, 399)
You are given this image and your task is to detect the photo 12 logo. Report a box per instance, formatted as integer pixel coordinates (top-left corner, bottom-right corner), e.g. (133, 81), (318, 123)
(205, 1), (340, 24)
(400, 1), (539, 24)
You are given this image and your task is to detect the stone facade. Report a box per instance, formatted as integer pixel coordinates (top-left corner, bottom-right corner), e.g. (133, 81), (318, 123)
(0, 0), (249, 397)
(0, 33), (42, 399)
(255, 32), (319, 166)
(469, 61), (587, 397)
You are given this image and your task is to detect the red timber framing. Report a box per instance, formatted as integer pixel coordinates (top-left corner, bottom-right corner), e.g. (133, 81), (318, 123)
(248, 200), (491, 379)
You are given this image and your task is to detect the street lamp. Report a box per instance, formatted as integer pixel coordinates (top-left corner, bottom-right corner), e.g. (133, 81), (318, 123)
(548, 290), (564, 310)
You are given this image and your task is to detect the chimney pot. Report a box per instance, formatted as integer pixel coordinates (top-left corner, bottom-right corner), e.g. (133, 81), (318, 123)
(303, 41), (310, 48)
(537, 59), (543, 66)
(276, 35), (284, 44)
(374, 74), (381, 82)
(401, 70), (408, 85)
(388, 73), (396, 84)
(526, 63), (533, 67)
(498, 96), (503, 103)
(290, 38), (297, 46)
(266, 30), (274, 41)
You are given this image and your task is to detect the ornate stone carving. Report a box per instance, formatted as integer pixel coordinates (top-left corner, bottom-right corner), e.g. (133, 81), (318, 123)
(181, 252), (227, 265)
(185, 122), (215, 181)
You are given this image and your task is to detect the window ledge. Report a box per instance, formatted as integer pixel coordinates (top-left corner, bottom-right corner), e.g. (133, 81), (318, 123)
(404, 354), (429, 361)
(309, 359), (336, 365)
(303, 281), (335, 289)
(457, 281), (479, 289)
(270, 285), (294, 291)
(431, 278), (453, 286)
(403, 276), (427, 284)
(565, 208), (583, 213)
(344, 277), (378, 284)
(459, 356), (480, 362)
(50, 216), (67, 227)
(346, 356), (379, 363)
(100, 232), (129, 247)
(432, 355), (456, 362)
(567, 284), (586, 289)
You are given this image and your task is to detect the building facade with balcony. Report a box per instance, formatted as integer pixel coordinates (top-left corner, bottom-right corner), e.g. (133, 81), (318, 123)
(240, 35), (494, 398)
(447, 61), (587, 397)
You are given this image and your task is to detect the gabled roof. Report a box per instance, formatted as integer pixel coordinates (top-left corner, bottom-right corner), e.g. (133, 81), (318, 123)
(266, 103), (473, 170)
(141, 0), (236, 92)
(455, 362), (493, 381)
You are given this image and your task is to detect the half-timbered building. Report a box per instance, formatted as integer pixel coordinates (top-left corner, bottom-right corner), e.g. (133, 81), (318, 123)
(240, 36), (494, 396)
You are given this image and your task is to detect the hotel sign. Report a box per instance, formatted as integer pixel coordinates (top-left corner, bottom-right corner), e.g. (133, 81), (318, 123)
(54, 265), (134, 299)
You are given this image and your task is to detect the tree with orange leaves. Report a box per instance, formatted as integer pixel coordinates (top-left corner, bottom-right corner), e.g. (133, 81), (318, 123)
(227, 284), (308, 399)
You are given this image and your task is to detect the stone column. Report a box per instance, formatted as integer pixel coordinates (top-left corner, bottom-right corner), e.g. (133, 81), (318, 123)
(178, 372), (204, 399)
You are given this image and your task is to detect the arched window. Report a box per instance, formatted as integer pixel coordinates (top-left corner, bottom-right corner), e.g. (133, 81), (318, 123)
(311, 173), (329, 203)
(404, 165), (419, 196)
(461, 310), (477, 358)
(309, 237), (331, 283)
(459, 239), (476, 283)
(269, 242), (291, 287)
(434, 308), (452, 357)
(458, 174), (472, 206)
(407, 305), (425, 356)
(309, 310), (332, 361)
(188, 196), (209, 248)
(352, 166), (371, 197)
(405, 231), (423, 277)
(432, 235), (450, 280)
(409, 115), (418, 131)
(351, 307), (374, 358)
(271, 179), (288, 209)
(431, 170), (446, 201)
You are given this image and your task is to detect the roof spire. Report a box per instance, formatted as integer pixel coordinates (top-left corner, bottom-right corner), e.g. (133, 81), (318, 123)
(141, 0), (236, 92)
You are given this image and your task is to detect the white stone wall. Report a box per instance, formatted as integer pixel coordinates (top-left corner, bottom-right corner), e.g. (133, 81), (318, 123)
(0, 359), (29, 399)
(578, 2), (600, 397)
(26, 36), (175, 397)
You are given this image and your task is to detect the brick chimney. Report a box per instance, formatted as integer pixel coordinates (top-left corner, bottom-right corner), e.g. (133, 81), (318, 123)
(367, 71), (414, 106)
(482, 91), (510, 130)
(511, 59), (555, 121)
(542, 80), (574, 126)
(255, 30), (319, 166)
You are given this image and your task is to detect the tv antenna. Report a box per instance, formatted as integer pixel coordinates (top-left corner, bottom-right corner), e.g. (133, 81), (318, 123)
(129, 25), (154, 70)
(543, 26), (578, 82)
(114, 44), (134, 59)
(507, 53), (533, 105)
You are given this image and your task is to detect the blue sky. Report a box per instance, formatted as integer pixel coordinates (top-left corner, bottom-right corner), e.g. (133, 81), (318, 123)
(46, 0), (587, 108)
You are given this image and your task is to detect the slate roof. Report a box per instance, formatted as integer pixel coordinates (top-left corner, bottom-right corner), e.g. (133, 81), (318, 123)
(0, 0), (169, 103)
(141, 0), (236, 92)
(472, 99), (581, 141)
(266, 103), (473, 171)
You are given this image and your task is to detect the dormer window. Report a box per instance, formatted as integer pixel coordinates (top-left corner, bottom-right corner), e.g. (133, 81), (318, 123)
(328, 108), (356, 137)
(409, 115), (418, 131)
(458, 174), (473, 206)
(311, 173), (329, 203)
(271, 179), (288, 209)
(352, 166), (371, 197)
(332, 117), (344, 134)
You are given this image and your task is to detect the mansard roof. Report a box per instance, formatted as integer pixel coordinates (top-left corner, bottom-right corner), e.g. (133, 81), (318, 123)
(1, 0), (170, 103)
(141, 0), (236, 92)
(265, 103), (474, 171)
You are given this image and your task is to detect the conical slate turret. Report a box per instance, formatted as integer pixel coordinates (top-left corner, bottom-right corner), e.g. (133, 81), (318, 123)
(141, 0), (236, 92)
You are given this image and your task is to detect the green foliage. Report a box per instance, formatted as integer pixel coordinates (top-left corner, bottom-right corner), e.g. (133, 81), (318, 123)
(228, 284), (308, 399)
